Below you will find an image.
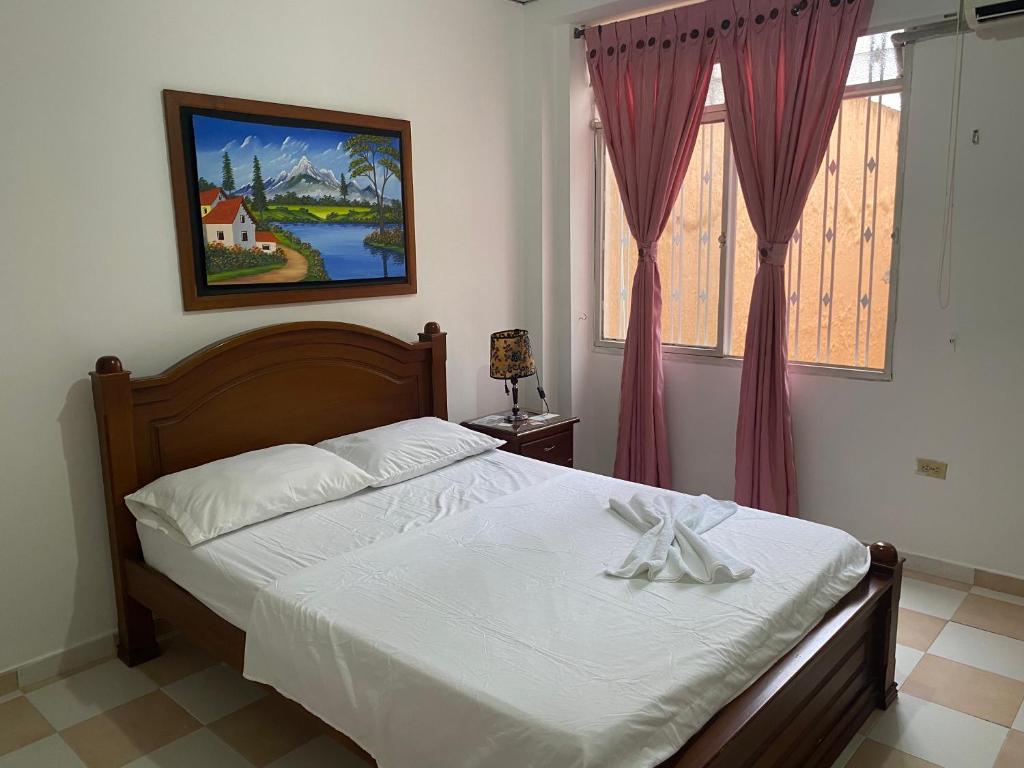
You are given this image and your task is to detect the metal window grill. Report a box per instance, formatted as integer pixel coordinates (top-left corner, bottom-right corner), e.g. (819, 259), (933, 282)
(604, 120), (725, 349)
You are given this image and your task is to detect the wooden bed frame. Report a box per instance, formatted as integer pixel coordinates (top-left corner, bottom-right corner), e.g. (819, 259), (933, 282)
(91, 321), (901, 768)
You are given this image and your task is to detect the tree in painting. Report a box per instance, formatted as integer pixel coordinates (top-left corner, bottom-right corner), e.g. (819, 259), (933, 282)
(344, 135), (400, 233)
(337, 171), (349, 204)
(221, 150), (236, 192)
(250, 155), (268, 212)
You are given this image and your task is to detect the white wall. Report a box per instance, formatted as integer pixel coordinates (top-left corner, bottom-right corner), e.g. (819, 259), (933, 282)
(524, 0), (1024, 579)
(0, 0), (525, 673)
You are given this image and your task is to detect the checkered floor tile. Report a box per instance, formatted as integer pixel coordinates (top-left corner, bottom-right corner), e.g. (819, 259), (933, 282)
(0, 633), (371, 768)
(2, 573), (1022, 767)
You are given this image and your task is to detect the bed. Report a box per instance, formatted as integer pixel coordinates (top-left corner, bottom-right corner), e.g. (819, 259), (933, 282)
(91, 321), (902, 768)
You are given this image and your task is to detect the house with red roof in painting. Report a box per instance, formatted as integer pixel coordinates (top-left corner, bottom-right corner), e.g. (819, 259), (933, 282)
(198, 188), (226, 217)
(202, 196), (258, 248)
(255, 230), (278, 252)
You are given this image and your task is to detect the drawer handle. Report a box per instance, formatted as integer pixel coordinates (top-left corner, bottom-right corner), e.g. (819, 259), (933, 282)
(543, 444), (556, 452)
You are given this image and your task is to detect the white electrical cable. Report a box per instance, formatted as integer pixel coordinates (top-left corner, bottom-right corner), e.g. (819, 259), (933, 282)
(938, 2), (967, 310)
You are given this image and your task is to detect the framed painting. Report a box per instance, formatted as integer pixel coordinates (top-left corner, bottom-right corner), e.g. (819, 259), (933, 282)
(163, 90), (416, 310)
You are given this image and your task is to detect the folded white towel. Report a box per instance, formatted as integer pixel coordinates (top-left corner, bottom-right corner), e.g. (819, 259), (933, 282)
(606, 493), (755, 583)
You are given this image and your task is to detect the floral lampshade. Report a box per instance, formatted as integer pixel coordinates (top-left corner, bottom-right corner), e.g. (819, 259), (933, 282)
(489, 330), (536, 380)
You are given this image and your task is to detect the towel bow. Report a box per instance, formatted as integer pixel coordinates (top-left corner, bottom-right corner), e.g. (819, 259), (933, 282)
(606, 493), (755, 583)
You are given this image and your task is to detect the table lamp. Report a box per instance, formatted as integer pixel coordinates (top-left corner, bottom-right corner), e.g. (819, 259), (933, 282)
(489, 329), (536, 423)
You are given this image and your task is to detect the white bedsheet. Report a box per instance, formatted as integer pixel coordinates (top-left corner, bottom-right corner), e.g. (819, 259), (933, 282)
(243, 467), (870, 768)
(138, 450), (569, 628)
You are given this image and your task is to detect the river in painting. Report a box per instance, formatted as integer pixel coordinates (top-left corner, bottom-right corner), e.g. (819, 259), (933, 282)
(277, 222), (406, 281)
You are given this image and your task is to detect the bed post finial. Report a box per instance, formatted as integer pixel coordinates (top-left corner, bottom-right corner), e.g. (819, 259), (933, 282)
(421, 321), (442, 337)
(869, 541), (899, 568)
(95, 355), (124, 374)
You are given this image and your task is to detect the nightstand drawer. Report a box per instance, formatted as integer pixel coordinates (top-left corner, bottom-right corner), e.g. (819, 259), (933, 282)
(520, 431), (572, 465)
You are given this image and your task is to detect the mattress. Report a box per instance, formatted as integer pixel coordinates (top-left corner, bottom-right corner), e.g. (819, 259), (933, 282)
(141, 449), (870, 767)
(137, 450), (569, 629)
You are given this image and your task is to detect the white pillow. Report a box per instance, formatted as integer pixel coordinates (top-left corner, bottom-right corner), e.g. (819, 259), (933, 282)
(317, 417), (505, 487)
(124, 444), (373, 546)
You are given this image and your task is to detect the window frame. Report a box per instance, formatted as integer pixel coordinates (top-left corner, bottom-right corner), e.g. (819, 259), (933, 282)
(592, 41), (913, 382)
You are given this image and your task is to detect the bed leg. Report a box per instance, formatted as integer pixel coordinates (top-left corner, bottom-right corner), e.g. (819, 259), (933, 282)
(869, 542), (902, 710)
(117, 595), (160, 667)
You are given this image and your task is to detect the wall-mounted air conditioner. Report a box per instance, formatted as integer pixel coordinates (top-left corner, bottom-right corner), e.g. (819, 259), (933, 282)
(966, 0), (1024, 35)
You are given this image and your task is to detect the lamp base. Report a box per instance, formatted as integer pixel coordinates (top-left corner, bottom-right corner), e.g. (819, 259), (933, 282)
(503, 410), (531, 424)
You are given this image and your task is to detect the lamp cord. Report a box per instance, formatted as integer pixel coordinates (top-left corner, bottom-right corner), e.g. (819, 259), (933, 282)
(534, 371), (549, 414)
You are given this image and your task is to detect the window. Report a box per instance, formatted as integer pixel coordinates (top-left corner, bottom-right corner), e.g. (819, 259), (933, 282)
(241, 231), (249, 242)
(241, 215), (246, 223)
(217, 230), (225, 241)
(263, 244), (271, 251)
(596, 31), (905, 376)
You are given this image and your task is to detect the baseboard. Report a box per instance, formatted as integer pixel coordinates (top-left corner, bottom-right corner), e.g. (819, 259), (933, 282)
(1, 620), (181, 691)
(893, 548), (1024, 595)
(901, 551), (976, 584)
(9, 630), (116, 689)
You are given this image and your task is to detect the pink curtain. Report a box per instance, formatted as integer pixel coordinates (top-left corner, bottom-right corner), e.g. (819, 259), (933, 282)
(719, 0), (873, 515)
(585, 5), (720, 488)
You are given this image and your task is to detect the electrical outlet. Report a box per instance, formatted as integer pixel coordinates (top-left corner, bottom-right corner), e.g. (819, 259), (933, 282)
(916, 458), (948, 479)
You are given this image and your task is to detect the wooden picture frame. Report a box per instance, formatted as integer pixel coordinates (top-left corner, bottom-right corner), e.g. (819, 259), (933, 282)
(163, 90), (417, 311)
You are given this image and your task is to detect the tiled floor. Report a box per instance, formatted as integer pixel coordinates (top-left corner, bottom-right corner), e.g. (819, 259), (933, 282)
(2, 572), (1022, 767)
(0, 634), (370, 768)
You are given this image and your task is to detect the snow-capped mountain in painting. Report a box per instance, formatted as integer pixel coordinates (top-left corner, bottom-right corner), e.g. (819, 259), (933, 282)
(233, 155), (381, 202)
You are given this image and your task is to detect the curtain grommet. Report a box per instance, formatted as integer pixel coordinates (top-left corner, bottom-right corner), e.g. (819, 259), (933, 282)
(770, 8), (780, 20)
(662, 39), (671, 49)
(721, 19), (731, 31)
(690, 29), (700, 39)
(755, 13), (765, 24)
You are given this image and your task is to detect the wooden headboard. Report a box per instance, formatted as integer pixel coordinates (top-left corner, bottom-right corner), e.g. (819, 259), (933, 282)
(90, 321), (446, 659)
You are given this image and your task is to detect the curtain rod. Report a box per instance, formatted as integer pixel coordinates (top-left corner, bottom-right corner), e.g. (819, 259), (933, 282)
(576, 12), (963, 43)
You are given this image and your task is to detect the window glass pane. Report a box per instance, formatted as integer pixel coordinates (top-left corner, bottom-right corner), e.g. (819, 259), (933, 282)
(846, 31), (902, 86)
(602, 121), (725, 348)
(705, 63), (725, 107)
(729, 91), (902, 369)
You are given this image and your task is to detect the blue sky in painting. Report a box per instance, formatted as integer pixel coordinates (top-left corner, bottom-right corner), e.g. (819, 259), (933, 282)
(192, 114), (402, 199)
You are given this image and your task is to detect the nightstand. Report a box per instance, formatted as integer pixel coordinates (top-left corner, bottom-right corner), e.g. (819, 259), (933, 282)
(461, 413), (579, 468)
